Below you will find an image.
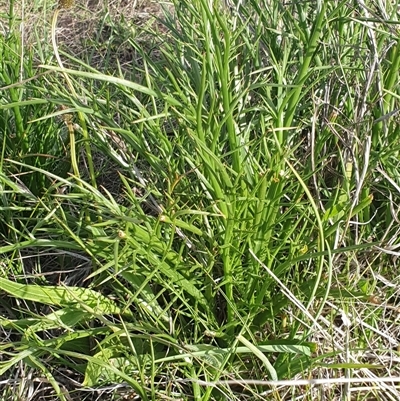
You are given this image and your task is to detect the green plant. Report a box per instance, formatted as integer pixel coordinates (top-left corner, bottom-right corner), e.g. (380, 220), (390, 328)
(0, 0), (399, 400)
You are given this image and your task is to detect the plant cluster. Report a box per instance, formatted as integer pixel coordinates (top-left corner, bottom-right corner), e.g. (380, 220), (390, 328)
(0, 0), (399, 400)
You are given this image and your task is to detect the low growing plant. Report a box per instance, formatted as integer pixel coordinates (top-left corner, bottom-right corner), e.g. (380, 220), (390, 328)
(0, 0), (399, 400)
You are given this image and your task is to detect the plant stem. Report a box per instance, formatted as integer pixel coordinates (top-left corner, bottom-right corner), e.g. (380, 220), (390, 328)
(51, 8), (96, 188)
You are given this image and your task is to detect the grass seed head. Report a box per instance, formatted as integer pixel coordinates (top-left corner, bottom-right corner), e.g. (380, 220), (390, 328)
(58, 0), (75, 9)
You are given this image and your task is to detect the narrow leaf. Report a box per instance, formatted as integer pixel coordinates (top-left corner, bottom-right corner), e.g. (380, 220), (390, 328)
(0, 277), (122, 315)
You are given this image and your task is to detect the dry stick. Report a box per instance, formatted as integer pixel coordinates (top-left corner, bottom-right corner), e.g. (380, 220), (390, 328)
(178, 377), (400, 387)
(0, 71), (52, 91)
(344, 0), (382, 247)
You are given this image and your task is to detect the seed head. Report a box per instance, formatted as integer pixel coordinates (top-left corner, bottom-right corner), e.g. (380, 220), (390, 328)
(58, 0), (75, 9)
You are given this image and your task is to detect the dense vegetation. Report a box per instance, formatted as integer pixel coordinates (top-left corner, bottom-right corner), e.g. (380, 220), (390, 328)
(0, 0), (399, 399)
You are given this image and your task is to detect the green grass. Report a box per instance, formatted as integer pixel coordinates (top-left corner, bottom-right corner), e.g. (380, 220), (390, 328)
(0, 0), (399, 399)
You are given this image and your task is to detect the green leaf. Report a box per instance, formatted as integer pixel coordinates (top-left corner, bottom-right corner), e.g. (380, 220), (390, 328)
(83, 347), (115, 387)
(38, 65), (159, 97)
(237, 335), (278, 380)
(157, 340), (310, 368)
(0, 277), (122, 315)
(0, 308), (90, 332)
(120, 271), (170, 322)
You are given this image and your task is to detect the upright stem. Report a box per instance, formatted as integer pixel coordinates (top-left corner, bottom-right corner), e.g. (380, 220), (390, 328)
(51, 4), (96, 188)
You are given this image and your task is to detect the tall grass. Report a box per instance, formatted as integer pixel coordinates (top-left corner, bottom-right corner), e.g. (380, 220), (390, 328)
(0, 0), (399, 399)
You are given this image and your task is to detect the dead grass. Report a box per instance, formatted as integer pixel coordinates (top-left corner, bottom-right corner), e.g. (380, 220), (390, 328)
(0, 0), (167, 71)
